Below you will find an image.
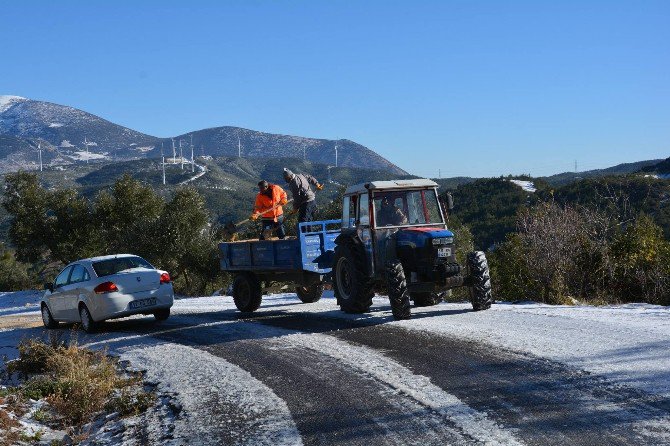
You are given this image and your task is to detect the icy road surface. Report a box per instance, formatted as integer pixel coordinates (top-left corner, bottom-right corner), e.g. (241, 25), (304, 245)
(1, 291), (669, 445)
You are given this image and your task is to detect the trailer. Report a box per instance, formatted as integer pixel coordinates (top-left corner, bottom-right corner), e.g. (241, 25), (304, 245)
(218, 220), (341, 311)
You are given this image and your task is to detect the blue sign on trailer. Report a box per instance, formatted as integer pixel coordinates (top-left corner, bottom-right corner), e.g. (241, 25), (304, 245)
(219, 219), (340, 274)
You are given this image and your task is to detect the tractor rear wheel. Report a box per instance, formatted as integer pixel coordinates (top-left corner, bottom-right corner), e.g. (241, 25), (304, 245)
(410, 292), (441, 307)
(333, 241), (374, 313)
(233, 272), (263, 312)
(296, 283), (324, 303)
(467, 251), (493, 311)
(386, 260), (411, 320)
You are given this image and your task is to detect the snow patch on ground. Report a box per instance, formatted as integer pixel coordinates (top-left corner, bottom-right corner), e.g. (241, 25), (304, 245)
(0, 290), (41, 316)
(69, 151), (108, 161)
(509, 179), (536, 192)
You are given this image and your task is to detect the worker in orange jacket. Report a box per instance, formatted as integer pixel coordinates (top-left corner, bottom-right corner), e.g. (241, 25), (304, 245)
(251, 180), (288, 239)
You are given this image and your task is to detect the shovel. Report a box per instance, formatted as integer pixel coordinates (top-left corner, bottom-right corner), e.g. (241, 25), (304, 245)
(223, 199), (293, 236)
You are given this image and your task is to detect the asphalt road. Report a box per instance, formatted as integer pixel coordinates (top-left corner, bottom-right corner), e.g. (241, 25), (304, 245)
(73, 297), (670, 446)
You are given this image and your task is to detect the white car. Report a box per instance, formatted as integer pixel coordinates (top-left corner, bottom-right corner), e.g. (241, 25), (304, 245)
(41, 254), (174, 333)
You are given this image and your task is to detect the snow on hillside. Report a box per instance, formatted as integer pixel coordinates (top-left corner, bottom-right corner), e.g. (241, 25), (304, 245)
(0, 95), (27, 112)
(509, 179), (537, 192)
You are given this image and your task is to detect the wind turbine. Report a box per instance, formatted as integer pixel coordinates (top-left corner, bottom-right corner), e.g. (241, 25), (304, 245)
(161, 142), (166, 185)
(237, 134), (242, 158)
(172, 138), (176, 164)
(190, 134), (194, 173)
(84, 136), (89, 163)
(334, 142), (338, 167)
(179, 140), (184, 170)
(37, 143), (43, 172)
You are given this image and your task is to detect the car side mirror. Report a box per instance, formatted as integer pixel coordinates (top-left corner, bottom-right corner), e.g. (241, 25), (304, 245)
(44, 282), (54, 292)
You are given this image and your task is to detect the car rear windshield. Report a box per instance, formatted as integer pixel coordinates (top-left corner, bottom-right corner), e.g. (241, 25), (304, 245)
(92, 256), (155, 277)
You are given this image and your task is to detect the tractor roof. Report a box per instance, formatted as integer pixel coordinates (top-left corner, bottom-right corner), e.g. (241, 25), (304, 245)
(344, 179), (438, 195)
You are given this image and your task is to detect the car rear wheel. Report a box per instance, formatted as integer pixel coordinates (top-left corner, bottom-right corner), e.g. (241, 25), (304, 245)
(233, 272), (262, 312)
(296, 283), (324, 303)
(79, 305), (98, 333)
(41, 304), (59, 329)
(154, 308), (170, 321)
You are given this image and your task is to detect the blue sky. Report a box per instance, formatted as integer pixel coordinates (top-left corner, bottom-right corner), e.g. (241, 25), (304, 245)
(1, 0), (668, 177)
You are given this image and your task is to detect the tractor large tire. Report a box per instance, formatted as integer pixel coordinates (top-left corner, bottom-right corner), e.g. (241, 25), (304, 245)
(386, 260), (412, 320)
(296, 283), (323, 303)
(467, 251), (493, 311)
(232, 272), (263, 313)
(333, 240), (375, 313)
(410, 292), (441, 307)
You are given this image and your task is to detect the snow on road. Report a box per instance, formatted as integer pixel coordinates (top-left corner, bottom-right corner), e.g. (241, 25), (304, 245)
(122, 343), (302, 446)
(1, 291), (670, 444)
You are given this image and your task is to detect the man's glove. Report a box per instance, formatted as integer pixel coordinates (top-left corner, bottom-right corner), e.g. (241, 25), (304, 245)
(250, 213), (259, 221)
(279, 198), (288, 205)
(316, 183), (324, 190)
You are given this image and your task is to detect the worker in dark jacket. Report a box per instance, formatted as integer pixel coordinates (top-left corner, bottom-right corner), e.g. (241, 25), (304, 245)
(282, 168), (323, 222)
(251, 180), (288, 239)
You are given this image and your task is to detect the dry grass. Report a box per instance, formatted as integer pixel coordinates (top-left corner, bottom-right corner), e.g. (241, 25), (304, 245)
(6, 338), (154, 428)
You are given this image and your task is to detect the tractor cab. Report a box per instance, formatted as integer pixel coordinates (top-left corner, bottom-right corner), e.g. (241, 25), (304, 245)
(335, 179), (492, 319)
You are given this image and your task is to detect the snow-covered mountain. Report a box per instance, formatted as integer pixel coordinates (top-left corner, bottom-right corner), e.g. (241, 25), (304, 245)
(0, 95), (406, 174)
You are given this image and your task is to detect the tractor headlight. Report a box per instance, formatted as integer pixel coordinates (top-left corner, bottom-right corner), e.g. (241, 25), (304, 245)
(432, 237), (453, 245)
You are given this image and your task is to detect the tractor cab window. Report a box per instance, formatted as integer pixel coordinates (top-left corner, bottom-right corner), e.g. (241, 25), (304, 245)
(359, 194), (370, 226)
(343, 195), (357, 228)
(373, 189), (444, 228)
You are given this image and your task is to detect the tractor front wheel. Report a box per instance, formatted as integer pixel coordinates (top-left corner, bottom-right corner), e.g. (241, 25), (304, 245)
(467, 251), (493, 311)
(233, 272), (263, 312)
(386, 260), (411, 320)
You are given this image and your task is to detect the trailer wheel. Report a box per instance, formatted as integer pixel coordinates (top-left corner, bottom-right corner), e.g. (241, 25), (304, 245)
(233, 272), (262, 312)
(467, 251), (493, 311)
(410, 292), (441, 307)
(333, 241), (374, 313)
(296, 283), (323, 303)
(386, 260), (411, 320)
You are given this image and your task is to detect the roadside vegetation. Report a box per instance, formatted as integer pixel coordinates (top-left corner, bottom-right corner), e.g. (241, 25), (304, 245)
(1, 337), (153, 444)
(1, 172), (225, 295)
(447, 176), (670, 305)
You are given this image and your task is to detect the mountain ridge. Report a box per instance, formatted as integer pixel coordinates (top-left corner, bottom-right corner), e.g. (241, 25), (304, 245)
(0, 95), (406, 175)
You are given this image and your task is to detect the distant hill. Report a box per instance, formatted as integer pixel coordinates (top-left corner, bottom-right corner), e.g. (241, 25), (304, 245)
(0, 95), (405, 175)
(639, 157), (670, 177)
(542, 159), (664, 186)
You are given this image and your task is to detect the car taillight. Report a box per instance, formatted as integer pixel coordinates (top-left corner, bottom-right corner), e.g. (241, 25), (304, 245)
(94, 281), (118, 294)
(160, 273), (171, 284)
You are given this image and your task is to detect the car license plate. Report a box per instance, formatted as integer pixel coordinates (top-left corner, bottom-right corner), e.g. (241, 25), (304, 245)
(438, 247), (451, 258)
(129, 297), (157, 310)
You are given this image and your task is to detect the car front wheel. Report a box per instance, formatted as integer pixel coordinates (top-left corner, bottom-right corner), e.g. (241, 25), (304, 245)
(41, 304), (59, 329)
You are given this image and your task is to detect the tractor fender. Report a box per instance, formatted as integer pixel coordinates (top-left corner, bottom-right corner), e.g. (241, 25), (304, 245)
(334, 230), (373, 277)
